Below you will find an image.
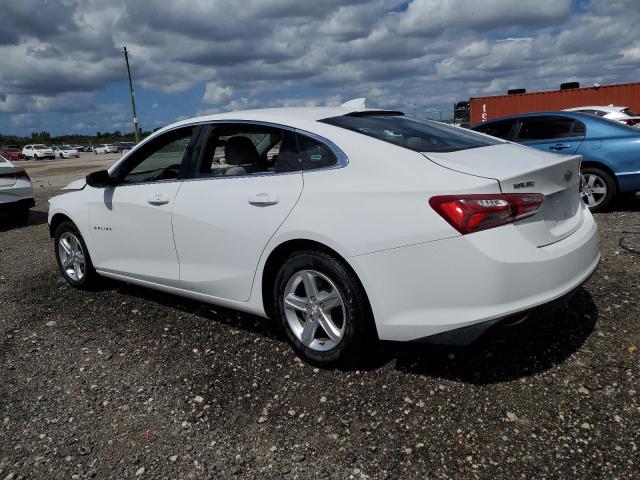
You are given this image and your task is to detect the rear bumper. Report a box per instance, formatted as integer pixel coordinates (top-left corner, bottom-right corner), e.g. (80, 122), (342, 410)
(413, 269), (593, 345)
(350, 206), (599, 342)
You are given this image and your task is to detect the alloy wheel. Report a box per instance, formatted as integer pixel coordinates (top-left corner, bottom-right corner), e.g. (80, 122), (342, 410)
(283, 269), (346, 351)
(580, 173), (607, 208)
(58, 231), (86, 281)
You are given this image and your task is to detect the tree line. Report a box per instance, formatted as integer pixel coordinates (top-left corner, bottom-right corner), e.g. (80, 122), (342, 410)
(0, 129), (158, 147)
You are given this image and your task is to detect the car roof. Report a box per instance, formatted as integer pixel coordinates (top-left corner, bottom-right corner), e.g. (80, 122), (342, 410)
(474, 110), (608, 125)
(564, 105), (626, 112)
(160, 106), (392, 136)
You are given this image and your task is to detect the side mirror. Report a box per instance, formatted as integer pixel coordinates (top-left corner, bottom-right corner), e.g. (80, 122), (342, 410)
(86, 170), (116, 188)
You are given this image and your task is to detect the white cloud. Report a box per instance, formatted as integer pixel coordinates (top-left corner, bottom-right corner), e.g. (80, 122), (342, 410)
(203, 82), (234, 105)
(1, 0), (640, 134)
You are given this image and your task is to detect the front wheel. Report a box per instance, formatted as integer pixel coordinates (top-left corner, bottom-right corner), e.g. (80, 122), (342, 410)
(580, 167), (616, 213)
(59, 153), (64, 158)
(54, 221), (99, 289)
(273, 250), (375, 367)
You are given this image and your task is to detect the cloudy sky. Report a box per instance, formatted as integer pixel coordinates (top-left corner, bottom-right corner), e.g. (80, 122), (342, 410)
(0, 0), (638, 136)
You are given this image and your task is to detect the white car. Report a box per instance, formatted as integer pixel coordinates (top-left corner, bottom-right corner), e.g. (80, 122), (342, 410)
(0, 154), (34, 222)
(47, 106), (600, 366)
(53, 145), (80, 158)
(564, 105), (640, 127)
(22, 144), (54, 160)
(93, 144), (118, 154)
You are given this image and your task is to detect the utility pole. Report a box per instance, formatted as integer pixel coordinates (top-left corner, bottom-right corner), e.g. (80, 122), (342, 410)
(122, 46), (140, 142)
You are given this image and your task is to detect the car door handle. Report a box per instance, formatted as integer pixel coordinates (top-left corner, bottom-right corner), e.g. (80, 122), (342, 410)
(248, 193), (279, 207)
(147, 194), (171, 205)
(550, 143), (571, 150)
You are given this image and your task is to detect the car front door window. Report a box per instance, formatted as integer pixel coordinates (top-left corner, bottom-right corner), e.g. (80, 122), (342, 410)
(117, 127), (196, 184)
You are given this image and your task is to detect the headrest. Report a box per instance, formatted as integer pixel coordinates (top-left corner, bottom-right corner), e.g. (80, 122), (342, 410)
(225, 136), (259, 166)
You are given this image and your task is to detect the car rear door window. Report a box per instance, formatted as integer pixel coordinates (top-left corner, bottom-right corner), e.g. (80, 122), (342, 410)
(516, 117), (585, 141)
(473, 119), (516, 140)
(196, 124), (301, 178)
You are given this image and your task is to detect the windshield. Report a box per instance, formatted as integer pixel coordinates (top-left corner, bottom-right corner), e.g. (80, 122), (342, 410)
(320, 114), (501, 153)
(33, 144), (49, 149)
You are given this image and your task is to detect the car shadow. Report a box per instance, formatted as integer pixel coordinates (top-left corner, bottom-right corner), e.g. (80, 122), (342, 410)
(113, 281), (281, 340)
(109, 278), (597, 384)
(382, 288), (598, 384)
(0, 209), (49, 232)
(612, 193), (640, 212)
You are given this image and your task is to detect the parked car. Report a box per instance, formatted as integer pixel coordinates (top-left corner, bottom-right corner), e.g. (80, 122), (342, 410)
(472, 111), (640, 211)
(48, 107), (599, 366)
(22, 144), (54, 160)
(0, 147), (23, 161)
(93, 144), (118, 154)
(0, 154), (34, 222)
(53, 145), (80, 158)
(564, 105), (640, 127)
(117, 141), (136, 153)
(82, 145), (96, 152)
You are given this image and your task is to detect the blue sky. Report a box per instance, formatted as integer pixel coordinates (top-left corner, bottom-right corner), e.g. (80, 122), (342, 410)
(0, 0), (638, 136)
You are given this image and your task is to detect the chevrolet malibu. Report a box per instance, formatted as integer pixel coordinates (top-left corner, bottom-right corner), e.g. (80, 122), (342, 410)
(47, 106), (599, 366)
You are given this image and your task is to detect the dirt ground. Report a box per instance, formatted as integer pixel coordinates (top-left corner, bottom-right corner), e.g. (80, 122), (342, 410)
(1, 180), (639, 479)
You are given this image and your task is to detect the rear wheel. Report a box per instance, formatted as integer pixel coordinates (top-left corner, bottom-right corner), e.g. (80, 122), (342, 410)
(273, 250), (375, 367)
(580, 167), (616, 213)
(54, 221), (99, 289)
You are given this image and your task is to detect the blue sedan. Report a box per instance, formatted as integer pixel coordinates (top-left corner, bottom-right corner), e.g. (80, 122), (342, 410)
(472, 111), (640, 211)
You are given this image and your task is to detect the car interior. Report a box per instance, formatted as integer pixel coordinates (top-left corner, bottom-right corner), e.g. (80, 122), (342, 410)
(198, 125), (299, 177)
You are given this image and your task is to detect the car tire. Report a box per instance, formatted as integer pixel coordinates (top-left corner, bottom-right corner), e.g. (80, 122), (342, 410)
(34, 154), (39, 160)
(54, 221), (99, 289)
(580, 167), (616, 213)
(59, 153), (64, 158)
(273, 250), (376, 367)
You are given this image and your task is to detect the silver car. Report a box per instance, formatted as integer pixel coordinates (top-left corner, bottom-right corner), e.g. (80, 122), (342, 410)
(0, 155), (34, 222)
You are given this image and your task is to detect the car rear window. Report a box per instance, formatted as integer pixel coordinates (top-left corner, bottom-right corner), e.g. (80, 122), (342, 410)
(319, 114), (501, 153)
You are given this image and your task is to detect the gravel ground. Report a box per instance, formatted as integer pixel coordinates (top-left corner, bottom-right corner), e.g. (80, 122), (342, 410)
(1, 187), (639, 479)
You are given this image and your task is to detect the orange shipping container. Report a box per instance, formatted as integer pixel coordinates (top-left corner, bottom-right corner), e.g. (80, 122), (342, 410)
(470, 82), (640, 125)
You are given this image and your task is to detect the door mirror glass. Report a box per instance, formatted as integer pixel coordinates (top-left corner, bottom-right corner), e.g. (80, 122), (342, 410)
(86, 170), (116, 188)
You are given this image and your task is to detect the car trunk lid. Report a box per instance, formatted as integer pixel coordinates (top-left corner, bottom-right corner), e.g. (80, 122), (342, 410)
(0, 163), (20, 187)
(423, 143), (583, 246)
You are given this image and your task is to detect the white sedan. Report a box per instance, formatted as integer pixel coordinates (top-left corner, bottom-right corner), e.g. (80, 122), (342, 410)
(47, 106), (599, 366)
(0, 154), (34, 222)
(53, 145), (80, 158)
(93, 144), (119, 154)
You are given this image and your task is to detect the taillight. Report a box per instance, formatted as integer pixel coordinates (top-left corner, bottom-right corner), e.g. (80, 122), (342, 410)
(429, 193), (544, 235)
(626, 119), (639, 126)
(15, 170), (30, 181)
